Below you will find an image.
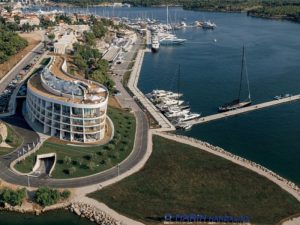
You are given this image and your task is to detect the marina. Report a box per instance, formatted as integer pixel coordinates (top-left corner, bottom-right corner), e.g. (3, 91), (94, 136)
(37, 5), (300, 184)
(0, 3), (299, 225)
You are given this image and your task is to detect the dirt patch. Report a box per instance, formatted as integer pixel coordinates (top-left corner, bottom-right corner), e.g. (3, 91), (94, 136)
(108, 96), (121, 108)
(0, 31), (42, 80)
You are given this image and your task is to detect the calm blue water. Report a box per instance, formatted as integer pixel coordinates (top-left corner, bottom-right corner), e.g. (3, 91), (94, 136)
(27, 5), (300, 185)
(136, 9), (300, 185)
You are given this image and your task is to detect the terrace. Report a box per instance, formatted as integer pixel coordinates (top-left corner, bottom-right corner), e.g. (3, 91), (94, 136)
(27, 56), (108, 105)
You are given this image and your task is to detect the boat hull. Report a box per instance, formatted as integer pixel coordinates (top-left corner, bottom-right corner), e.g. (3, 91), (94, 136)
(152, 47), (159, 53)
(160, 39), (186, 45)
(218, 101), (252, 112)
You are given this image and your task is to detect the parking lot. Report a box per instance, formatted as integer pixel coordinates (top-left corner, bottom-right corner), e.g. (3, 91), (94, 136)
(0, 50), (44, 113)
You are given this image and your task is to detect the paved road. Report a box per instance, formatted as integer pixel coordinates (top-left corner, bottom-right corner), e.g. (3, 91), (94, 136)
(0, 110), (148, 188)
(0, 36), (150, 188)
(0, 45), (44, 94)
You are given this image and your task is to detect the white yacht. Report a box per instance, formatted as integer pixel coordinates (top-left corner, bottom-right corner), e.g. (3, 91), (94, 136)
(203, 21), (217, 29)
(159, 32), (186, 45)
(178, 113), (201, 122)
(151, 33), (160, 53)
(161, 104), (190, 112)
(159, 6), (186, 45)
(165, 109), (190, 118)
(161, 98), (184, 106)
(147, 90), (183, 99)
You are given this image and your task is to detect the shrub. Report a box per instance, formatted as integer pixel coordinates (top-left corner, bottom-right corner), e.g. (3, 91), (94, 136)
(0, 188), (26, 206)
(87, 162), (96, 171)
(107, 144), (115, 151)
(64, 156), (72, 165)
(35, 187), (60, 207)
(35, 187), (71, 207)
(68, 166), (76, 175)
(120, 146), (128, 152)
(60, 190), (71, 200)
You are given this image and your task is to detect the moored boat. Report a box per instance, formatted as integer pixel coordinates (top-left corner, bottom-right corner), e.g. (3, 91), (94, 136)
(218, 46), (252, 112)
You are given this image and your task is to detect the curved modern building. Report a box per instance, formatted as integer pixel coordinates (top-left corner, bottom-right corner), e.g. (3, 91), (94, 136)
(26, 57), (109, 143)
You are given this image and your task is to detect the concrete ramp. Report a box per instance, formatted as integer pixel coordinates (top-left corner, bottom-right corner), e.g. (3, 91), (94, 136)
(31, 153), (56, 177)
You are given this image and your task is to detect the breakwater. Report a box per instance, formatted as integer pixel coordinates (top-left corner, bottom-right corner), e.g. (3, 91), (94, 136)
(68, 202), (122, 225)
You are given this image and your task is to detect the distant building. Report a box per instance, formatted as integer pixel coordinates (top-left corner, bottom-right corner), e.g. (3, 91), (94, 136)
(20, 15), (40, 26)
(53, 32), (77, 54)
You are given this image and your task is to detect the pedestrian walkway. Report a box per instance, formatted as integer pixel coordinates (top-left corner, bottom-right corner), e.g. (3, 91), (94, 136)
(127, 49), (175, 131)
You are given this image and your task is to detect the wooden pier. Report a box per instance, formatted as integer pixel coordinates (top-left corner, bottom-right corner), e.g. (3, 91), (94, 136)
(186, 95), (300, 126)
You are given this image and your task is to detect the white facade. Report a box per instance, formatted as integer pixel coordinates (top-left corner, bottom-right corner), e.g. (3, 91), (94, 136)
(20, 16), (40, 26)
(26, 59), (109, 143)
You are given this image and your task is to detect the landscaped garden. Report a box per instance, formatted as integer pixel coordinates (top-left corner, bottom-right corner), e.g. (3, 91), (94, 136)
(0, 123), (23, 156)
(14, 107), (136, 179)
(89, 135), (300, 225)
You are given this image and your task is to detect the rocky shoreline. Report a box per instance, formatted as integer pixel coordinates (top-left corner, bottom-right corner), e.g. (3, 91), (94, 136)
(67, 202), (123, 225)
(0, 200), (124, 225)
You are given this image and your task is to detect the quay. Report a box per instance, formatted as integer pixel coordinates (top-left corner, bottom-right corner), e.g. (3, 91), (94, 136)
(127, 49), (175, 131)
(187, 95), (300, 126)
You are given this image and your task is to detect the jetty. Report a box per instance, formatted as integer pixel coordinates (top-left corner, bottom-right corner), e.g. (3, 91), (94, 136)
(186, 94), (300, 126)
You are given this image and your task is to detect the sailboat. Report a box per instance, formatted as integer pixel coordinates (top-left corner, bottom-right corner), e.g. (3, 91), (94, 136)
(159, 6), (186, 45)
(218, 46), (252, 112)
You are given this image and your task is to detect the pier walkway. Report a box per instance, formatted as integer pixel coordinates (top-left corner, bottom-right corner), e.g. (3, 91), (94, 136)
(187, 95), (300, 126)
(128, 49), (175, 131)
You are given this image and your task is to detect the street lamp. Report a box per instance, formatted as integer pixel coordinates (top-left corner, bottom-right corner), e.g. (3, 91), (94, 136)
(27, 174), (30, 188)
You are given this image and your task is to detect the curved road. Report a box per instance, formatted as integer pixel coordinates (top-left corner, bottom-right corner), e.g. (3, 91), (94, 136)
(0, 36), (149, 188)
(0, 109), (148, 188)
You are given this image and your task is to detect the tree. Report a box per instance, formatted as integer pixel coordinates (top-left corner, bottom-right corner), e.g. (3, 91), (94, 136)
(4, 6), (12, 13)
(0, 30), (28, 64)
(64, 156), (72, 165)
(0, 188), (26, 206)
(47, 33), (55, 41)
(35, 187), (60, 207)
(87, 161), (96, 171)
(68, 166), (76, 175)
(13, 15), (20, 25)
(83, 31), (96, 46)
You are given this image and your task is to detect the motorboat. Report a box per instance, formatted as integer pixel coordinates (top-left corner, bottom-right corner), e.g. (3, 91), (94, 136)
(178, 113), (201, 122)
(202, 20), (217, 29)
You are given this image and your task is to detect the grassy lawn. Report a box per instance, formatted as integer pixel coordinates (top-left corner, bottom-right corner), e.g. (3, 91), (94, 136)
(14, 107), (136, 179)
(89, 135), (300, 225)
(0, 123), (23, 156)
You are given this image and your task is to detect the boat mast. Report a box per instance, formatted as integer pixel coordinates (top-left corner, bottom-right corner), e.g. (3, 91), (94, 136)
(177, 64), (181, 106)
(238, 46), (245, 101)
(244, 48), (251, 101)
(167, 5), (169, 27)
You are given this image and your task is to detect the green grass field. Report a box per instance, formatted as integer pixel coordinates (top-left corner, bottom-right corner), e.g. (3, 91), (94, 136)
(0, 123), (23, 156)
(89, 135), (300, 225)
(14, 107), (136, 179)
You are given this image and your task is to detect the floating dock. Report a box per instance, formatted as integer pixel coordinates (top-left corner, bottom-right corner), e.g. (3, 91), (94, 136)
(186, 95), (300, 126)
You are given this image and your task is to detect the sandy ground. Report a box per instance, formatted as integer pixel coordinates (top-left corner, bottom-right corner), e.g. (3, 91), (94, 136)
(0, 122), (12, 148)
(108, 96), (121, 108)
(282, 216), (300, 225)
(0, 31), (42, 80)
